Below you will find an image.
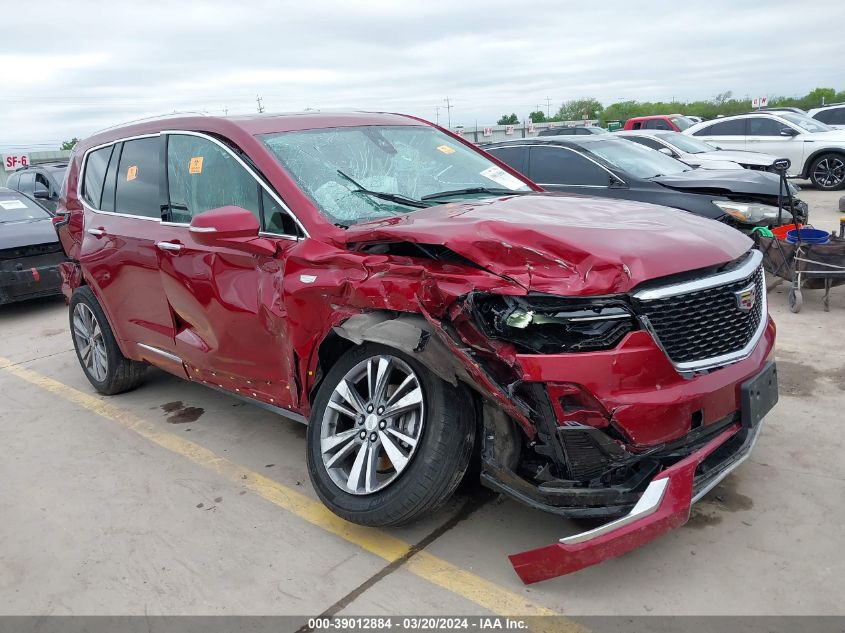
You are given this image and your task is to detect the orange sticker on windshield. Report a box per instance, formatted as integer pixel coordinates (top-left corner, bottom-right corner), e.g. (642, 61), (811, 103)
(437, 144), (456, 154)
(126, 166), (138, 181)
(189, 156), (203, 174)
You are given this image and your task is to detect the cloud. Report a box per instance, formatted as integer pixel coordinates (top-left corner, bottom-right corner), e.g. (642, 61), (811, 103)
(1, 0), (844, 149)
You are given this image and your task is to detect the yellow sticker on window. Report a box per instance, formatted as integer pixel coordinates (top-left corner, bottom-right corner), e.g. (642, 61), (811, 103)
(126, 166), (138, 181)
(436, 144), (456, 155)
(189, 156), (204, 174)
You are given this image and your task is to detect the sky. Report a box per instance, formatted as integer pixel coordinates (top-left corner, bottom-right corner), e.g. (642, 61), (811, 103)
(2, 0), (844, 151)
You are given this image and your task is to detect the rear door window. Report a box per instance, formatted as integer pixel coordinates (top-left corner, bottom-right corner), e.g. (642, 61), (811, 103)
(693, 119), (747, 136)
(114, 137), (162, 218)
(487, 145), (528, 173)
(644, 119), (671, 130)
(528, 146), (609, 186)
(626, 136), (665, 151)
(82, 145), (114, 208)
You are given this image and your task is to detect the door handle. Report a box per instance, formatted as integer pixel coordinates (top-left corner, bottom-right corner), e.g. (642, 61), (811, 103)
(156, 241), (183, 252)
(87, 227), (106, 237)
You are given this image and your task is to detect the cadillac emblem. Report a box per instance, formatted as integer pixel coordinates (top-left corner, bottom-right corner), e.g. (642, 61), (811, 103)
(735, 283), (757, 312)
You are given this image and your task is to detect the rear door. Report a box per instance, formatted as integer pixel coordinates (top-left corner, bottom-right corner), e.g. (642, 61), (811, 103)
(155, 131), (303, 408)
(526, 145), (615, 192)
(78, 136), (183, 375)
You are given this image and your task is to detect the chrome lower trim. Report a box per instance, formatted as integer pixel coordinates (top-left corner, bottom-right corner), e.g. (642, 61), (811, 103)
(137, 343), (183, 364)
(691, 421), (763, 504)
(559, 477), (668, 545)
(633, 250), (763, 301)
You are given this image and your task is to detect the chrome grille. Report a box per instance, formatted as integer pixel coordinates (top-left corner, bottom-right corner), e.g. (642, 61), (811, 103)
(633, 252), (766, 371)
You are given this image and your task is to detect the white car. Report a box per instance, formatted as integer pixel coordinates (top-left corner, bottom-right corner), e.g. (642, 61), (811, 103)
(684, 111), (845, 190)
(808, 103), (845, 130)
(615, 130), (780, 171)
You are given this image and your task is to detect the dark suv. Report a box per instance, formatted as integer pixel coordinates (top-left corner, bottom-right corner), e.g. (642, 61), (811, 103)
(55, 112), (777, 583)
(4, 163), (68, 212)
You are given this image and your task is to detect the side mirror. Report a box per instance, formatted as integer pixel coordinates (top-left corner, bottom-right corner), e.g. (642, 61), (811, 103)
(779, 127), (798, 137)
(33, 189), (50, 200)
(658, 147), (674, 156)
(189, 206), (277, 256)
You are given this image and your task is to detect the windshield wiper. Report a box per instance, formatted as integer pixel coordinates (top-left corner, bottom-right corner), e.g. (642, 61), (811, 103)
(336, 169), (428, 209)
(421, 186), (528, 200)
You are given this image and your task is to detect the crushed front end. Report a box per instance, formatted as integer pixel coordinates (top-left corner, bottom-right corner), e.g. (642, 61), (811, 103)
(456, 249), (777, 583)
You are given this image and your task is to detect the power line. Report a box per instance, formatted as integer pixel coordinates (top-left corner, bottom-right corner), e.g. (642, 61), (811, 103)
(443, 96), (453, 129)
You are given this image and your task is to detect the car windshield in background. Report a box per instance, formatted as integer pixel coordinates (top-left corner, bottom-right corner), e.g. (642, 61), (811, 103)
(262, 125), (530, 226)
(0, 194), (50, 222)
(584, 138), (691, 179)
(670, 116), (694, 130)
(660, 132), (716, 154)
(778, 112), (833, 133)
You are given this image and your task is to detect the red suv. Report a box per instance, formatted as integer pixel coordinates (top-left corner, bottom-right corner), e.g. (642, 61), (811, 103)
(623, 114), (695, 131)
(55, 112), (777, 583)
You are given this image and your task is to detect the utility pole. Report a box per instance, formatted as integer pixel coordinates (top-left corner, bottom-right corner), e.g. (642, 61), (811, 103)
(435, 105), (441, 125)
(256, 95), (265, 114)
(545, 96), (552, 119)
(443, 96), (453, 129)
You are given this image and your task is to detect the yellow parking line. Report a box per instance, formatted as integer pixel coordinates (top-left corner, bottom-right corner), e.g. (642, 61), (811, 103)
(0, 357), (584, 631)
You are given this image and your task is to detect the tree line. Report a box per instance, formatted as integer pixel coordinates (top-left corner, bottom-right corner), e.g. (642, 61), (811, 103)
(497, 87), (844, 126)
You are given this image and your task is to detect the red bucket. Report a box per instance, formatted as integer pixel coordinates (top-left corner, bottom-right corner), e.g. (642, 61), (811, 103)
(772, 223), (803, 240)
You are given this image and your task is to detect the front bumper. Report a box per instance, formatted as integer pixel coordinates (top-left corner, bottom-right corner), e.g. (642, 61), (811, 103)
(0, 263), (62, 304)
(509, 416), (763, 584)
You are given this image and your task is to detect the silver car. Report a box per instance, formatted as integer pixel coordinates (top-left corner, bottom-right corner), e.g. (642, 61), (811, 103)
(615, 129), (780, 172)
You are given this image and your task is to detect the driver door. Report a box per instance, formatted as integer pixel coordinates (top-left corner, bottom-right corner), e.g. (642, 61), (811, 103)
(745, 116), (804, 176)
(156, 132), (303, 409)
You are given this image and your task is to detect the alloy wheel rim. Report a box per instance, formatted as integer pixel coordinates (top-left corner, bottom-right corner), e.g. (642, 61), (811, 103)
(72, 303), (108, 382)
(813, 157), (845, 188)
(320, 355), (425, 495)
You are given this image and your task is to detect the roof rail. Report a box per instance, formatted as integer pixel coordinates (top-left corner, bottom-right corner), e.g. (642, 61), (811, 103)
(92, 111), (211, 135)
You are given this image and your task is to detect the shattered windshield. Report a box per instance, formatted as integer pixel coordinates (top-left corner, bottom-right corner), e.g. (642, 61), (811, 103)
(261, 125), (530, 226)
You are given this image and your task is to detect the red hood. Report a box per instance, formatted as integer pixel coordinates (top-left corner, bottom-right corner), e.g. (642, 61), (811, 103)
(343, 194), (752, 295)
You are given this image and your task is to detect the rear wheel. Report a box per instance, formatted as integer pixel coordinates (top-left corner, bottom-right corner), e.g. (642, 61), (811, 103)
(69, 286), (147, 395)
(306, 343), (474, 527)
(809, 153), (845, 190)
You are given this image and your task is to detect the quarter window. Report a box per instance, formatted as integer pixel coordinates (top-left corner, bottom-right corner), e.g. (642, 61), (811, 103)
(528, 146), (609, 186)
(82, 146), (114, 208)
(114, 137), (161, 218)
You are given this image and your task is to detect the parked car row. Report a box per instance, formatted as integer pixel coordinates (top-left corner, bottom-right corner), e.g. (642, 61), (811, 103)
(484, 134), (806, 229)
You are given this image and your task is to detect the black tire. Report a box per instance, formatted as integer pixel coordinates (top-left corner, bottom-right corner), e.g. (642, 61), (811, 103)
(306, 342), (474, 527)
(808, 153), (845, 191)
(69, 286), (147, 395)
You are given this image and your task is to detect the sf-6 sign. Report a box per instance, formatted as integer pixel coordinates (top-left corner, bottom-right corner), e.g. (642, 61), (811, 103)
(3, 154), (29, 171)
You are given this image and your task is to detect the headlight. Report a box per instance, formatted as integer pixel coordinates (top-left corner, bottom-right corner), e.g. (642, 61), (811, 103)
(470, 294), (637, 354)
(713, 201), (792, 225)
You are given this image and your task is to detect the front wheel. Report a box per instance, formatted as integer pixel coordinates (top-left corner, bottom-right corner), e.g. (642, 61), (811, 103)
(809, 153), (845, 190)
(306, 343), (474, 527)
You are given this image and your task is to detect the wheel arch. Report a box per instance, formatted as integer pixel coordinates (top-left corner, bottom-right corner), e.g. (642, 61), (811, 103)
(802, 147), (845, 179)
(310, 312), (472, 406)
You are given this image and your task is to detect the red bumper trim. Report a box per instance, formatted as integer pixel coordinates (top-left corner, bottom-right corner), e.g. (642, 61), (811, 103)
(508, 423), (741, 584)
